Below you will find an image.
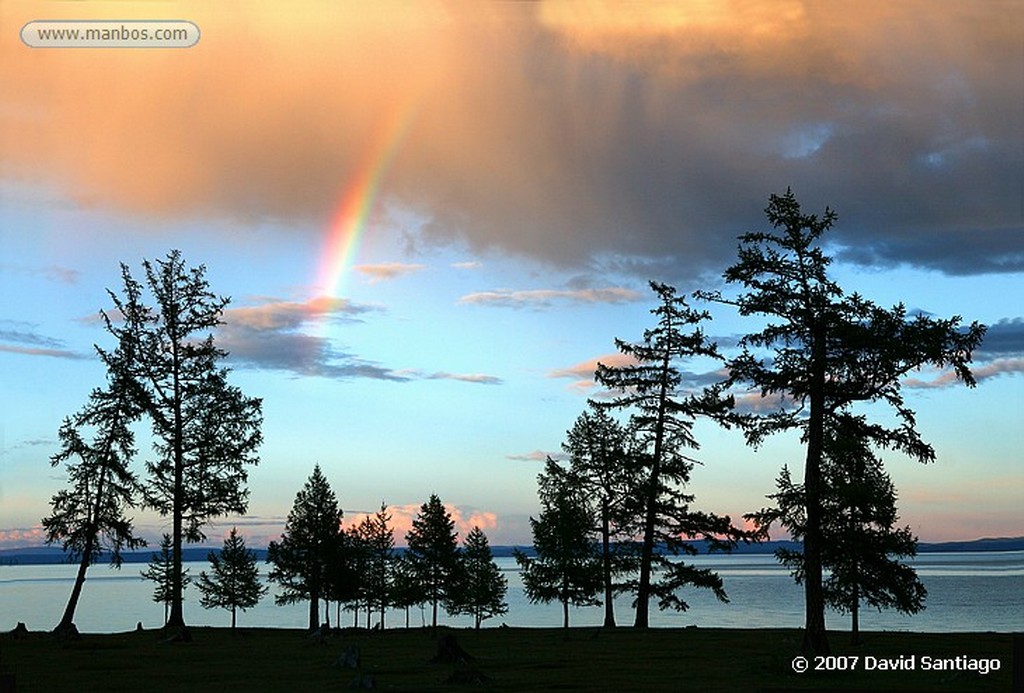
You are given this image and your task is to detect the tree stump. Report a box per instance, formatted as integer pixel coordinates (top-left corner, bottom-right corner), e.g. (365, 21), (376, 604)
(431, 634), (474, 664)
(52, 623), (80, 641)
(335, 644), (360, 669)
(9, 623), (28, 639)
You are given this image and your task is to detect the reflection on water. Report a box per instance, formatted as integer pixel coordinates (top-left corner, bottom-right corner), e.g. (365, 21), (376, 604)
(1, 551), (1021, 633)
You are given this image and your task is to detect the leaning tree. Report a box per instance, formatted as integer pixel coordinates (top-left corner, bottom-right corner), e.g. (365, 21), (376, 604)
(42, 330), (145, 635)
(699, 189), (985, 654)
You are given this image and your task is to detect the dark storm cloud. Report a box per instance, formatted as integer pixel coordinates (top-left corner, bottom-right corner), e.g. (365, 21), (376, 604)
(5, 3), (1019, 279)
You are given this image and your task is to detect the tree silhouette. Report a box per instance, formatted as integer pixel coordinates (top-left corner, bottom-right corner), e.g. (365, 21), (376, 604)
(389, 553), (423, 629)
(327, 527), (365, 628)
(559, 406), (642, 628)
(267, 465), (342, 630)
(451, 526), (508, 630)
(141, 533), (190, 626)
(515, 460), (602, 629)
(749, 414), (926, 644)
(104, 250), (263, 628)
(405, 494), (460, 629)
(197, 527), (267, 632)
(699, 189), (985, 654)
(593, 281), (740, 629)
(353, 502), (395, 629)
(42, 334), (145, 634)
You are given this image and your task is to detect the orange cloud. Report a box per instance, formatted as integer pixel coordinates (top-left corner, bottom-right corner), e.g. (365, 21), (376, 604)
(0, 526), (46, 549)
(354, 263), (426, 283)
(2, 1), (1017, 276)
(343, 502), (499, 547)
(548, 352), (639, 392)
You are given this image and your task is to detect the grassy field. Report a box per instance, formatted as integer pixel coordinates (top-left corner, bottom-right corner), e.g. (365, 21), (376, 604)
(0, 625), (1016, 692)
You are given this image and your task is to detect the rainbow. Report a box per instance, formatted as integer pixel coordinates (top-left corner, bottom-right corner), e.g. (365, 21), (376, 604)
(314, 101), (418, 302)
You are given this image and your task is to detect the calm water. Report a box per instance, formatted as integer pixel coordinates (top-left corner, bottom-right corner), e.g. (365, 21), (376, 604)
(1, 551), (1021, 634)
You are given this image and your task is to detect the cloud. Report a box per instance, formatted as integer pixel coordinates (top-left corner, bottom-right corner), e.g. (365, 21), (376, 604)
(343, 503), (499, 547)
(903, 358), (1024, 390)
(976, 318), (1024, 358)
(459, 287), (642, 308)
(506, 450), (567, 462)
(452, 261), (482, 270)
(225, 296), (374, 331)
(220, 296), (502, 384)
(0, 264), (81, 284)
(426, 372), (503, 385)
(354, 262), (426, 283)
(548, 352), (639, 392)
(0, 526), (45, 550)
(219, 296), (407, 381)
(5, 4), (1015, 279)
(392, 369), (504, 385)
(0, 320), (88, 360)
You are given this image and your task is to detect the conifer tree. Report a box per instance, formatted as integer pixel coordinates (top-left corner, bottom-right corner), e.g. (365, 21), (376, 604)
(700, 189), (985, 654)
(354, 502), (395, 630)
(326, 528), (364, 628)
(749, 414), (926, 644)
(43, 333), (145, 634)
(141, 533), (190, 626)
(451, 526), (508, 629)
(404, 494), (460, 629)
(197, 527), (267, 631)
(560, 406), (643, 628)
(105, 250), (263, 628)
(267, 465), (342, 630)
(593, 281), (740, 629)
(515, 461), (602, 629)
(389, 553), (423, 629)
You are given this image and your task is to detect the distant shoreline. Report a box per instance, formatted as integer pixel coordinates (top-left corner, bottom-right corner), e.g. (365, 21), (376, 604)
(2, 536), (1021, 566)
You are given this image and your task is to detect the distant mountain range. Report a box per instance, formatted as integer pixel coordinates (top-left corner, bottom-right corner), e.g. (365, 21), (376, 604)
(2, 536), (1021, 566)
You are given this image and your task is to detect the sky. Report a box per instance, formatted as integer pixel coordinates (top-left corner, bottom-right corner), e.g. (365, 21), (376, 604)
(1, 1), (1021, 551)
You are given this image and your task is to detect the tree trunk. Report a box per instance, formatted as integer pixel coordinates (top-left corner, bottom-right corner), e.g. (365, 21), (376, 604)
(231, 606), (236, 632)
(851, 560), (861, 646)
(167, 380), (186, 629)
(634, 348), (671, 630)
(802, 325), (830, 655)
(431, 597), (438, 629)
(56, 548), (91, 632)
(601, 503), (615, 628)
(562, 597), (569, 629)
(307, 589), (318, 631)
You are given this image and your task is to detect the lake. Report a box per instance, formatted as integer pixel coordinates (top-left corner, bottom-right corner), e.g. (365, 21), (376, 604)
(1, 551), (1021, 634)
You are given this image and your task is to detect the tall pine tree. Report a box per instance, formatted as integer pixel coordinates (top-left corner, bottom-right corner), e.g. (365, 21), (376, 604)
(105, 250), (263, 628)
(594, 281), (740, 628)
(267, 465), (342, 630)
(405, 494), (460, 629)
(700, 189), (984, 654)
